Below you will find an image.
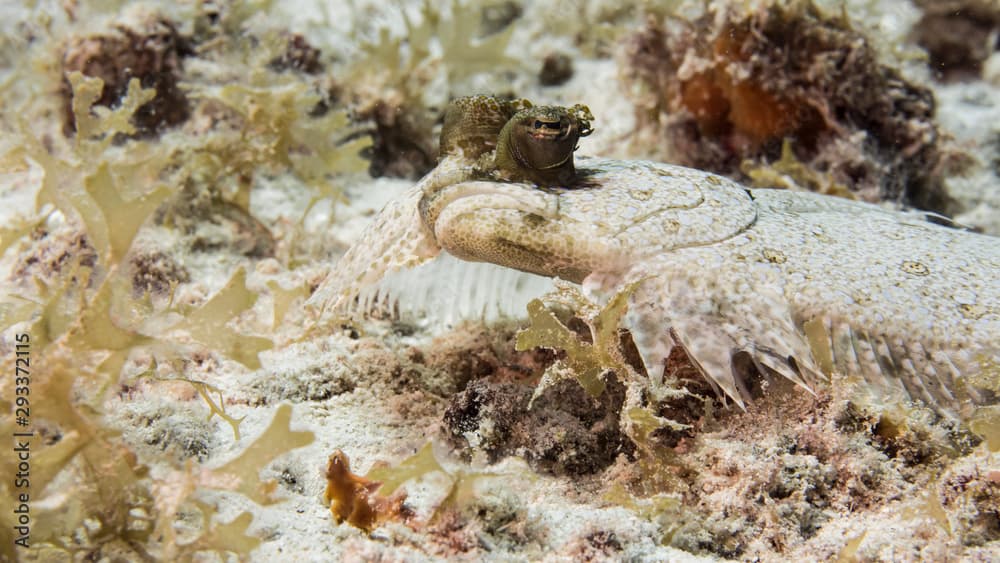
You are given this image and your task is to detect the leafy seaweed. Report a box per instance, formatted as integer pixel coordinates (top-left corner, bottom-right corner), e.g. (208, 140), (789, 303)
(965, 357), (1000, 451)
(69, 72), (157, 149)
(0, 11), (324, 560)
(515, 282), (639, 398)
(169, 268), (273, 370)
(327, 442), (529, 532)
(267, 280), (308, 327)
(366, 442), (447, 495)
(355, 0), (519, 87)
(181, 504), (262, 558)
(741, 138), (853, 198)
(209, 404), (315, 505)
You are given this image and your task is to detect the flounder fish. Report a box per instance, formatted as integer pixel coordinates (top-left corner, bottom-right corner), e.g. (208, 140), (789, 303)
(309, 95), (999, 417)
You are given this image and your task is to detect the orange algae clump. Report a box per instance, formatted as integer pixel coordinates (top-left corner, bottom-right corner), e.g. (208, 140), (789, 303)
(324, 450), (411, 533)
(680, 26), (804, 149)
(624, 1), (955, 213)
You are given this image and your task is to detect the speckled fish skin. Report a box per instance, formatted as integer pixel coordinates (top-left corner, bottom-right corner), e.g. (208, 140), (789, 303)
(312, 154), (999, 417)
(419, 154), (1000, 412)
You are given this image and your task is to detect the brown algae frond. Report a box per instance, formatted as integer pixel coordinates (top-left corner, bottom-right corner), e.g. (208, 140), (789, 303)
(0, 7), (342, 559)
(324, 450), (413, 533)
(60, 16), (192, 136)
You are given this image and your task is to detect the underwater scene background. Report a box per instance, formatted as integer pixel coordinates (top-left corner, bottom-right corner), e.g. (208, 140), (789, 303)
(0, 1), (998, 560)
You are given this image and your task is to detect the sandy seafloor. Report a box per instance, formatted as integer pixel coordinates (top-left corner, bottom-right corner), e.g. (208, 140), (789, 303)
(0, 0), (999, 561)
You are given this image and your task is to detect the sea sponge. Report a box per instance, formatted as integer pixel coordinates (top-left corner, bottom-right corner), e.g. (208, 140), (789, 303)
(623, 0), (958, 214)
(911, 0), (1000, 81)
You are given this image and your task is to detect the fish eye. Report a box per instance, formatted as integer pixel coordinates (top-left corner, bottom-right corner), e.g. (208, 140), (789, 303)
(531, 118), (564, 131)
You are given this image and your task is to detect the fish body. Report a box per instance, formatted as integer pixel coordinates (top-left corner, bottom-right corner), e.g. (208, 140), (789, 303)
(309, 98), (998, 417)
(311, 155), (998, 416)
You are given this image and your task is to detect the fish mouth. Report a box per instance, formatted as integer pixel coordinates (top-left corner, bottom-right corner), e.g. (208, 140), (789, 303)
(530, 128), (564, 141)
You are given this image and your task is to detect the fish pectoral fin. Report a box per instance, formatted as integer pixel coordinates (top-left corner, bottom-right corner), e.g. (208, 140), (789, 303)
(624, 289), (752, 408)
(623, 272), (825, 409)
(669, 323), (749, 409)
(751, 346), (818, 396)
(633, 318), (823, 410)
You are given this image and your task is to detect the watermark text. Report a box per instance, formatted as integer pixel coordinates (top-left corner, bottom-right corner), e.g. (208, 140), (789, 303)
(11, 332), (32, 549)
